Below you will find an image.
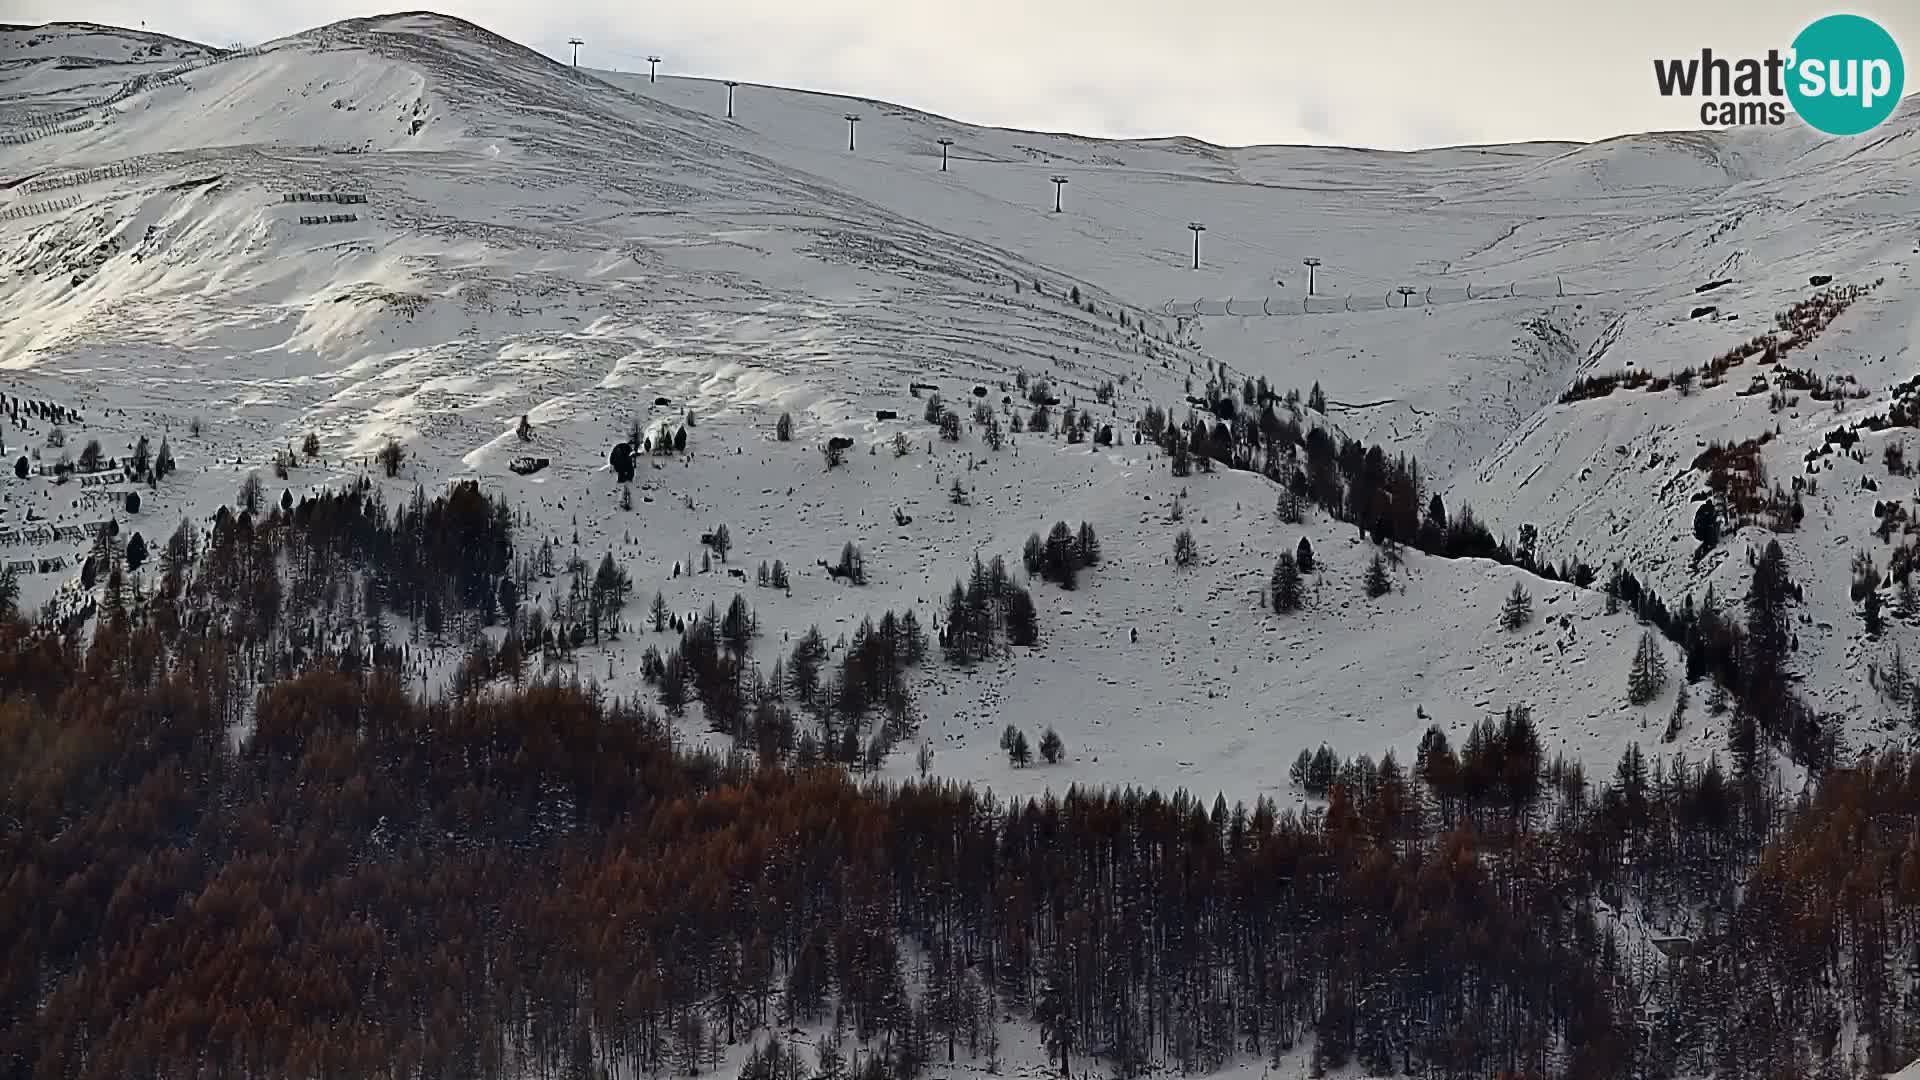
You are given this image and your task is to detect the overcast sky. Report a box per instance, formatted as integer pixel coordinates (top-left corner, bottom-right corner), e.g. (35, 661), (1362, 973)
(12, 0), (1917, 149)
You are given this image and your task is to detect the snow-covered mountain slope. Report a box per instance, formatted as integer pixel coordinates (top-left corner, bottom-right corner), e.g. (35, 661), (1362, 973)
(1, 12), (1914, 804)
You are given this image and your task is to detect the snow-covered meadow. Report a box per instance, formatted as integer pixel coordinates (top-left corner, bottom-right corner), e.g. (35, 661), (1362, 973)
(2, 13), (1917, 810)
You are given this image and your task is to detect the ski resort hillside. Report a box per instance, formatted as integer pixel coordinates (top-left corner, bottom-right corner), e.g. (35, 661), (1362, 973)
(1, 11), (1917, 805)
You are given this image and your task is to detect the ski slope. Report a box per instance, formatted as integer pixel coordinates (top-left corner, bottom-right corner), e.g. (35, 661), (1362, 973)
(2, 12), (1917, 806)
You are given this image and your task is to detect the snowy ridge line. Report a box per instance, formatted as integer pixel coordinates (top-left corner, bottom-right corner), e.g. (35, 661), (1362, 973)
(5, 45), (270, 131)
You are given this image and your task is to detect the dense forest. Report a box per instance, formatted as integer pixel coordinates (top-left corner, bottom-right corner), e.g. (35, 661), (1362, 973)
(3, 454), (1918, 1080)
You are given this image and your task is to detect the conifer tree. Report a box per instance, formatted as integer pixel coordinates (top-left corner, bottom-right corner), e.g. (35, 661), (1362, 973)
(982, 412), (1004, 450)
(1045, 522), (1078, 587)
(722, 594), (755, 657)
(1364, 552), (1391, 598)
(1005, 586), (1039, 647)
(1694, 499), (1720, 549)
(1746, 539), (1793, 680)
(1628, 629), (1669, 706)
(1039, 727), (1063, 764)
(238, 472), (263, 515)
(1173, 529), (1198, 568)
(378, 437), (405, 477)
(835, 542), (866, 584)
(1023, 532), (1045, 576)
(1500, 581), (1533, 630)
(1075, 522), (1100, 566)
(1276, 486), (1304, 524)
(1271, 553), (1303, 614)
(1664, 682), (1689, 742)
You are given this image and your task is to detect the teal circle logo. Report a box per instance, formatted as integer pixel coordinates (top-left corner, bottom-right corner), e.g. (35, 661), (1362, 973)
(1786, 14), (1904, 135)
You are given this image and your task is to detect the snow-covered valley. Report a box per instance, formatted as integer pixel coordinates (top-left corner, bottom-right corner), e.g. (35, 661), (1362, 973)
(3, 12), (1918, 808)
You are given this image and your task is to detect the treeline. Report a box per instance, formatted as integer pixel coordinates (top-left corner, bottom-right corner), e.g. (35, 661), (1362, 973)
(0, 421), (1894, 1080)
(8, 589), (1920, 1080)
(185, 477), (512, 650)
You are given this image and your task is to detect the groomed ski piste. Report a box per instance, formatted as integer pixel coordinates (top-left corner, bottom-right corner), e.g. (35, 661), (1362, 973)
(2, 11), (1918, 815)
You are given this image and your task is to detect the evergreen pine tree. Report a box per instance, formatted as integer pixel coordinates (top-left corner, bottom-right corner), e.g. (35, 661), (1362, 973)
(1500, 580), (1533, 630)
(1746, 539), (1793, 681)
(1694, 499), (1720, 549)
(1039, 727), (1063, 764)
(1276, 486), (1304, 524)
(1364, 552), (1391, 598)
(1045, 522), (1077, 587)
(1271, 553), (1303, 613)
(1023, 532), (1045, 575)
(378, 437), (405, 477)
(1006, 586), (1039, 647)
(1075, 521), (1100, 566)
(1664, 682), (1689, 742)
(1628, 630), (1669, 706)
(1009, 729), (1032, 767)
(238, 472), (263, 515)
